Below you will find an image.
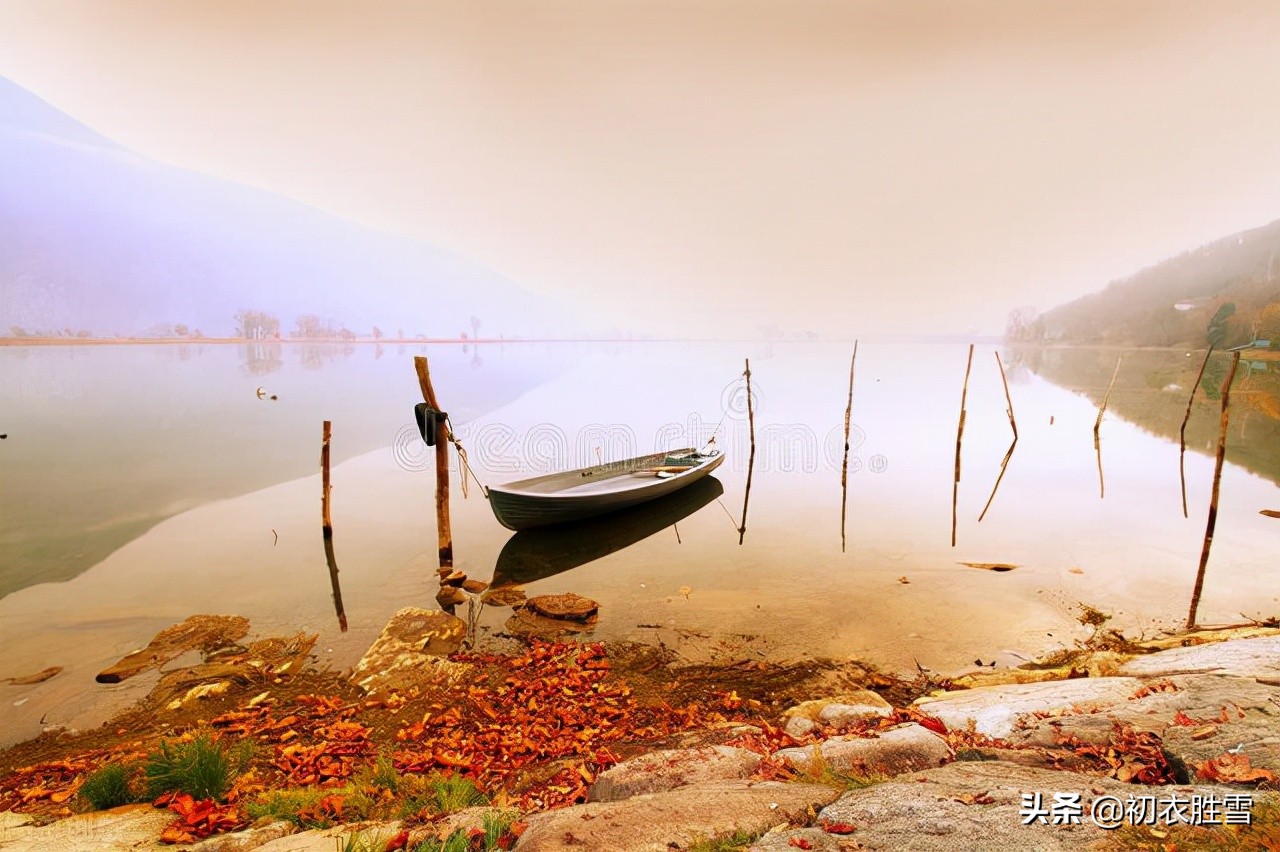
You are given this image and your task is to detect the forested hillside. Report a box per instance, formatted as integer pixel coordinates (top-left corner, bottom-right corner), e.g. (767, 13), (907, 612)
(1010, 219), (1279, 349)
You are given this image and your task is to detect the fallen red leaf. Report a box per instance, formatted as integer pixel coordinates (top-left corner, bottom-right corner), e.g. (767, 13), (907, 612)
(1196, 753), (1276, 784)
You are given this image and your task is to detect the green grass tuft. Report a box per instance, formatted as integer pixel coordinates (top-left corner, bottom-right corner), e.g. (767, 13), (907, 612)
(482, 809), (519, 848)
(687, 829), (763, 852)
(77, 762), (138, 810)
(245, 788), (330, 828)
(143, 733), (251, 801)
(412, 830), (474, 852)
(429, 774), (488, 813)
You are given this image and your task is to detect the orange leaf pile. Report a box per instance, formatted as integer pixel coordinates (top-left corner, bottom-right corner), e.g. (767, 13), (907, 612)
(155, 792), (246, 844)
(1195, 753), (1277, 785)
(1130, 680), (1179, 700)
(0, 751), (116, 814)
(391, 642), (642, 804)
(1055, 724), (1177, 784)
(211, 693), (371, 787)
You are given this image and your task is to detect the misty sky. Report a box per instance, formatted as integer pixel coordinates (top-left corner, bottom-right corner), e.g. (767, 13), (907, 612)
(2, 0), (1278, 337)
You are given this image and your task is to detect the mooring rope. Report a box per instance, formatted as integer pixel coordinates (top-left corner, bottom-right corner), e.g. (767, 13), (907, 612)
(444, 415), (488, 498)
(702, 366), (747, 449)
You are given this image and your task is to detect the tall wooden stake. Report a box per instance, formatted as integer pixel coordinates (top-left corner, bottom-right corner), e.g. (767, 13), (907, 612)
(1093, 356), (1122, 499)
(414, 356), (453, 576)
(951, 344), (974, 547)
(1179, 347), (1214, 518)
(840, 342), (858, 553)
(738, 359), (756, 546)
(978, 351), (1018, 522)
(321, 420), (347, 631)
(1186, 351), (1240, 630)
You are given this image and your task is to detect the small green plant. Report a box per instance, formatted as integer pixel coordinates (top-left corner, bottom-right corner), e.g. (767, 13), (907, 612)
(336, 828), (400, 852)
(143, 733), (251, 801)
(794, 744), (882, 790)
(366, 754), (402, 793)
(412, 830), (473, 852)
(687, 830), (763, 852)
(245, 788), (328, 827)
(77, 762), (138, 810)
(429, 773), (488, 813)
(482, 809), (519, 848)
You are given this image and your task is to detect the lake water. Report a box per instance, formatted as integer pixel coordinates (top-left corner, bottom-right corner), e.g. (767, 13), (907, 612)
(1, 341), (1277, 745)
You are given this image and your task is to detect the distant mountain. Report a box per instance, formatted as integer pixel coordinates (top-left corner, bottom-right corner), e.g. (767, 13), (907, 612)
(0, 77), (572, 339)
(1013, 219), (1280, 349)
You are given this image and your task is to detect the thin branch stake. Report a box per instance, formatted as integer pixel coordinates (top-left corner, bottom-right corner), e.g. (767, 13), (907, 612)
(1093, 356), (1122, 499)
(951, 344), (974, 547)
(1180, 347), (1214, 518)
(978, 351), (1018, 522)
(840, 342), (859, 552)
(1186, 351), (1240, 630)
(738, 359), (756, 546)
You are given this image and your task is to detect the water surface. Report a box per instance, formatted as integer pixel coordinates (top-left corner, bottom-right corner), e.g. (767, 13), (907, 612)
(1, 342), (1276, 746)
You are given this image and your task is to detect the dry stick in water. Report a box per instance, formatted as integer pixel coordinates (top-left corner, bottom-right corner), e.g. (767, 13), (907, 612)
(321, 420), (347, 632)
(840, 342), (859, 552)
(1179, 347), (1214, 518)
(414, 356), (453, 575)
(1093, 356), (1123, 499)
(1186, 351), (1240, 630)
(951, 344), (974, 547)
(738, 359), (756, 546)
(978, 351), (1018, 522)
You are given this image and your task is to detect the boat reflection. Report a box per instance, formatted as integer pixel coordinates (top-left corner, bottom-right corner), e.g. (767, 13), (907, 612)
(491, 476), (725, 587)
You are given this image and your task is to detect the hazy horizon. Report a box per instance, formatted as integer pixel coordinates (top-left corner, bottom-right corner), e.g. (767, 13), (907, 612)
(2, 1), (1279, 337)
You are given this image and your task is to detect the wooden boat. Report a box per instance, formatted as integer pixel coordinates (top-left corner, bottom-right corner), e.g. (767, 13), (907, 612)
(487, 447), (724, 530)
(492, 477), (724, 585)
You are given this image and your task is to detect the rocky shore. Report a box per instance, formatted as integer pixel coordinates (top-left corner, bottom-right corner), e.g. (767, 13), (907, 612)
(0, 603), (1276, 851)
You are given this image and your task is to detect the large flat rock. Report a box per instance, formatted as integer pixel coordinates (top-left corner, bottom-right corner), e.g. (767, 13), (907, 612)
(775, 724), (954, 778)
(96, 615), (250, 683)
(351, 607), (471, 695)
(815, 760), (1258, 851)
(1012, 673), (1280, 777)
(913, 677), (1142, 738)
(1119, 635), (1280, 679)
(0, 804), (173, 851)
(589, 746), (762, 802)
(250, 821), (402, 851)
(514, 780), (841, 851)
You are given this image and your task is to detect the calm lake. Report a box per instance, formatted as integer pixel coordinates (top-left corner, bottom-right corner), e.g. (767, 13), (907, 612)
(1, 341), (1277, 745)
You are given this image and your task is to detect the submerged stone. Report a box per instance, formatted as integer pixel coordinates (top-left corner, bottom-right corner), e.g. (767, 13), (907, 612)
(526, 592), (599, 622)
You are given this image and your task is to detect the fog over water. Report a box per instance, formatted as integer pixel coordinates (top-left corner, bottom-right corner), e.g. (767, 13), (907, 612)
(3, 1), (1279, 337)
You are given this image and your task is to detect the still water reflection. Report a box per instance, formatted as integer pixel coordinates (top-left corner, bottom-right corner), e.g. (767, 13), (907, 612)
(0, 342), (1276, 746)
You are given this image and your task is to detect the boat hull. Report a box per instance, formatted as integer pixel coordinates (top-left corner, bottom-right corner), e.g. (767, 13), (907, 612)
(487, 449), (724, 530)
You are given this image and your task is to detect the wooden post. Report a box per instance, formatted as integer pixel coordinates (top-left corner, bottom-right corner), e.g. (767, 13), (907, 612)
(738, 359), (756, 546)
(1093, 356), (1122, 499)
(321, 420), (347, 631)
(951, 344), (974, 547)
(1179, 347), (1214, 518)
(978, 351), (1018, 522)
(322, 420), (332, 529)
(840, 342), (858, 553)
(414, 356), (453, 575)
(1186, 351), (1240, 630)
